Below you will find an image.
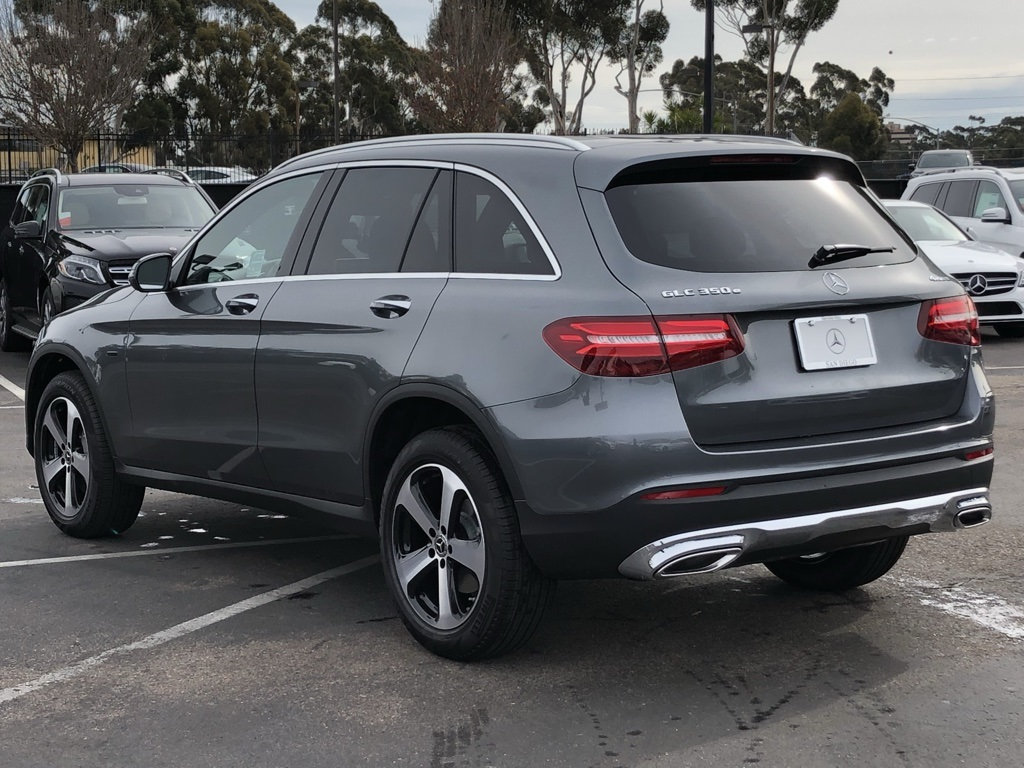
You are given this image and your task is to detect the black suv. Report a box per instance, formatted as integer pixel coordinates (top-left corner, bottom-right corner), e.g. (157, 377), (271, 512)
(0, 168), (216, 350)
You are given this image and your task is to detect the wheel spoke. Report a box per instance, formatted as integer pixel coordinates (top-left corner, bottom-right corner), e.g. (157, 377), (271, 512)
(64, 465), (74, 515)
(435, 563), (458, 630)
(396, 475), (438, 537)
(437, 466), (467, 534)
(65, 401), (82, 449)
(396, 546), (433, 593)
(448, 537), (485, 582)
(42, 404), (67, 447)
(70, 451), (90, 486)
(40, 455), (63, 488)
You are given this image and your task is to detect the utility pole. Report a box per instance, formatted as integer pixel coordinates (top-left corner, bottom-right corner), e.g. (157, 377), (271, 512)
(703, 0), (714, 133)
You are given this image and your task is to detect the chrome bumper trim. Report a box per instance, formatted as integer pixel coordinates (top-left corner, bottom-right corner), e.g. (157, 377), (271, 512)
(618, 487), (991, 580)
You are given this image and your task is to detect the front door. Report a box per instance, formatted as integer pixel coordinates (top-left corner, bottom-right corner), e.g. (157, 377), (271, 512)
(122, 170), (330, 483)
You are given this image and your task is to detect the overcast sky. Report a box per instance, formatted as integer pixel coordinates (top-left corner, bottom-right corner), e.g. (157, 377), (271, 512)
(277, 0), (1024, 133)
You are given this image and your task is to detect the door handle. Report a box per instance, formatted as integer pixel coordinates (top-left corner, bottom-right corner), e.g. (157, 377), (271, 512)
(370, 295), (411, 319)
(226, 294), (260, 315)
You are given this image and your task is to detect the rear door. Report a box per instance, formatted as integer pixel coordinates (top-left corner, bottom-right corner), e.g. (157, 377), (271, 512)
(254, 164), (452, 505)
(584, 154), (972, 447)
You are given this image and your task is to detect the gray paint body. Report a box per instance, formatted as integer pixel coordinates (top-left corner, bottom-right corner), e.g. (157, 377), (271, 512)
(25, 135), (995, 578)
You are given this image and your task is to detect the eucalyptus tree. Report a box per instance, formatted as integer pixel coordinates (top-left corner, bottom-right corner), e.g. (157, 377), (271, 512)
(608, 0), (670, 133)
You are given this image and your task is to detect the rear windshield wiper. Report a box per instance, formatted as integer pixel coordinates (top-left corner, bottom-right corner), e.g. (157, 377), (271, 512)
(809, 244), (896, 269)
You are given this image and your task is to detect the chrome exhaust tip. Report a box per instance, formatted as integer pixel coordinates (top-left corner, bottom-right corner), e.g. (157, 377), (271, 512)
(954, 497), (991, 529)
(655, 547), (744, 577)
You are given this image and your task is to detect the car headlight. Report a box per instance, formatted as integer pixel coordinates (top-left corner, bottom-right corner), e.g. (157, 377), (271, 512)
(57, 255), (107, 285)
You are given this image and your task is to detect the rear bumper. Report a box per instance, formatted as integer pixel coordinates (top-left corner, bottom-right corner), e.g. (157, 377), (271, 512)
(618, 487), (990, 580)
(514, 453), (993, 579)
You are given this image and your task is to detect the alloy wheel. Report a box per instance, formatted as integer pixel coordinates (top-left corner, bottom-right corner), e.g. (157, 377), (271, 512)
(38, 396), (91, 520)
(390, 463), (485, 631)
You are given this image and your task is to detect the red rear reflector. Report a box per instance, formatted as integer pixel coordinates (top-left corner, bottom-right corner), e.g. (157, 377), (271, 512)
(542, 315), (744, 377)
(641, 486), (727, 501)
(963, 447), (993, 461)
(918, 295), (980, 346)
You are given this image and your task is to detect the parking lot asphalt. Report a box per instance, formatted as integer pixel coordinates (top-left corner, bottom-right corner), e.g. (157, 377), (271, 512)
(1, 332), (1023, 767)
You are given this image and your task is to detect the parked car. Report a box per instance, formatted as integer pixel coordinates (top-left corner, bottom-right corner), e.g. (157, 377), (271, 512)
(902, 165), (1024, 258)
(24, 135), (994, 660)
(0, 168), (217, 349)
(908, 149), (976, 178)
(80, 163), (154, 174)
(180, 166), (259, 184)
(883, 199), (1024, 337)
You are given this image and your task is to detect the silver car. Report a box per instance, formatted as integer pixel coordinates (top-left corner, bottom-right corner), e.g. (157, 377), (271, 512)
(23, 134), (995, 659)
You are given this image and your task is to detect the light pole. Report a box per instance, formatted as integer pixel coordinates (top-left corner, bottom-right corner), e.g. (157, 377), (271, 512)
(332, 0), (340, 145)
(703, 0), (714, 133)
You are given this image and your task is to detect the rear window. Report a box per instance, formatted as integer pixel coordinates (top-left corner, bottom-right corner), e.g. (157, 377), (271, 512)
(605, 175), (916, 273)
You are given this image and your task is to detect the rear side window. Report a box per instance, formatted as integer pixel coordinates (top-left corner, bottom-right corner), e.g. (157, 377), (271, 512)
(306, 167), (437, 275)
(605, 176), (916, 273)
(941, 180), (978, 218)
(909, 182), (941, 206)
(454, 172), (552, 276)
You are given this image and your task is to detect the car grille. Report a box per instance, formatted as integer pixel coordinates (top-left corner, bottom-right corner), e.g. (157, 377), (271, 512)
(106, 263), (134, 287)
(951, 272), (1018, 297)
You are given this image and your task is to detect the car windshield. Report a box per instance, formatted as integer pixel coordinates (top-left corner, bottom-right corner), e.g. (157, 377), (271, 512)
(917, 151), (971, 169)
(56, 184), (215, 230)
(886, 205), (969, 243)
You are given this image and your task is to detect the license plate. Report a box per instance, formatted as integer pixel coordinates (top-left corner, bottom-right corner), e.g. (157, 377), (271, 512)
(793, 314), (877, 371)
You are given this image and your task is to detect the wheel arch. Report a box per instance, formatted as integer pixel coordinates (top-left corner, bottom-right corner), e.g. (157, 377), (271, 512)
(25, 347), (100, 456)
(364, 384), (525, 527)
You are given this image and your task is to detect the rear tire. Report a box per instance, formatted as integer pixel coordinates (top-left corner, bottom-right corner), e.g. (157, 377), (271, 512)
(0, 275), (30, 352)
(34, 371), (144, 537)
(764, 536), (909, 591)
(994, 323), (1024, 339)
(379, 426), (554, 660)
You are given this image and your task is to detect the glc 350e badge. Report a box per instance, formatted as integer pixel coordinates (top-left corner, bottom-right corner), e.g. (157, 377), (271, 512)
(662, 287), (743, 298)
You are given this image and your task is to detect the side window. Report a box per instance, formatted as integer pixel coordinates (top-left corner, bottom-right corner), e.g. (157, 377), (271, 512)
(306, 167), (437, 276)
(942, 180), (978, 218)
(185, 172), (323, 285)
(454, 172), (552, 276)
(401, 170), (452, 273)
(973, 180), (1006, 217)
(909, 182), (940, 207)
(9, 186), (35, 225)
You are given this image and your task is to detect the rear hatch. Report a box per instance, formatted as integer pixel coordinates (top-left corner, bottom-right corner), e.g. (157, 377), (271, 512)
(578, 150), (974, 447)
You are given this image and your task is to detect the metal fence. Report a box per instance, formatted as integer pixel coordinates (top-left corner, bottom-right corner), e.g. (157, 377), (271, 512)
(0, 126), (381, 184)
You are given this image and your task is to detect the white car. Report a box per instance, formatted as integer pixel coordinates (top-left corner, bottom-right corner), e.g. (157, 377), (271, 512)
(901, 166), (1024, 259)
(884, 199), (1024, 338)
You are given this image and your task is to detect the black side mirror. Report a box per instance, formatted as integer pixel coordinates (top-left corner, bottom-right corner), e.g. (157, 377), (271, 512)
(129, 253), (173, 292)
(14, 220), (42, 239)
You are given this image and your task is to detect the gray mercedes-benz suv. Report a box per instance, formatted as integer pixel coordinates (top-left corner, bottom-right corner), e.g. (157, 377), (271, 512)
(23, 134), (995, 660)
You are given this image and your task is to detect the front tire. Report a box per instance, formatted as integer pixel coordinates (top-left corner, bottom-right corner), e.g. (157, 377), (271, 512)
(34, 372), (144, 537)
(994, 323), (1024, 339)
(379, 427), (553, 660)
(764, 536), (909, 591)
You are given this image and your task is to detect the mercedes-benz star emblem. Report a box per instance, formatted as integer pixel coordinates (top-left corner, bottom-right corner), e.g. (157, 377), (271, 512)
(823, 272), (850, 295)
(967, 274), (988, 296)
(827, 328), (847, 354)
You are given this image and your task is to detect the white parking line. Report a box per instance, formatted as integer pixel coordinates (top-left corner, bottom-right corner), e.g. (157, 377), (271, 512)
(0, 372), (25, 401)
(895, 576), (1024, 640)
(0, 554), (379, 705)
(986, 365), (1024, 371)
(0, 535), (356, 569)
(0, 404), (23, 410)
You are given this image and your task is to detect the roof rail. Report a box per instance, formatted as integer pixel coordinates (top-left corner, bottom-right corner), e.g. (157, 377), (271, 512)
(147, 167), (195, 184)
(917, 165), (1006, 177)
(274, 133), (591, 173)
(30, 167), (63, 182)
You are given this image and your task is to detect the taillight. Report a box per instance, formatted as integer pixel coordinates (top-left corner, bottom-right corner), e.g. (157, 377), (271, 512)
(542, 315), (744, 377)
(918, 295), (980, 346)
